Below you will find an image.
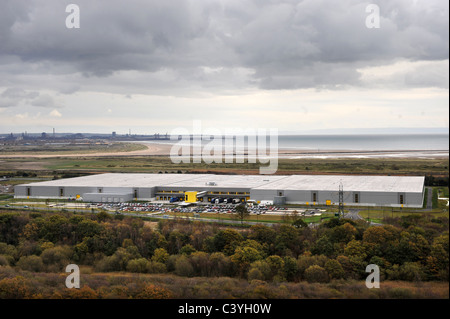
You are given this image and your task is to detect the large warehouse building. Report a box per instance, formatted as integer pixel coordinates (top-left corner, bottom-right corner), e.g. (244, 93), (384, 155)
(14, 173), (425, 208)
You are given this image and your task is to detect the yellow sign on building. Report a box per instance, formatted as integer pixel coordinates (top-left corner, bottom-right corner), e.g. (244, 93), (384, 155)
(185, 191), (198, 203)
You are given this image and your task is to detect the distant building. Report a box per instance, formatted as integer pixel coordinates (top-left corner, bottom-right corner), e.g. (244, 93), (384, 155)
(112, 131), (117, 138)
(15, 173), (425, 207)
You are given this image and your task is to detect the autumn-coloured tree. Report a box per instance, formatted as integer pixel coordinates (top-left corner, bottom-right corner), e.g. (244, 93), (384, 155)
(265, 255), (285, 279)
(231, 246), (263, 276)
(282, 256), (299, 282)
(330, 223), (358, 244)
(429, 233), (449, 280)
(304, 265), (329, 283)
(0, 276), (31, 299)
(174, 255), (195, 277)
(324, 259), (345, 279)
(297, 254), (329, 279)
(274, 225), (303, 257)
(0, 213), (29, 245)
(209, 252), (234, 277)
(180, 244), (197, 255)
(135, 284), (172, 299)
(40, 245), (72, 272)
(344, 239), (367, 260)
(248, 260), (271, 281)
(248, 224), (277, 247)
(0, 207), (446, 297)
(167, 230), (190, 254)
(126, 258), (151, 273)
(16, 255), (45, 272)
(212, 229), (244, 256)
(67, 285), (99, 299)
(152, 247), (169, 264)
(311, 235), (334, 257)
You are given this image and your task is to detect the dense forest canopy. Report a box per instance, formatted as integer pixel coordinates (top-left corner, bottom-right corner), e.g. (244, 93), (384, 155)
(0, 210), (448, 298)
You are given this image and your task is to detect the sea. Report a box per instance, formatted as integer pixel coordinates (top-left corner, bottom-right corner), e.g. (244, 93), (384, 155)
(136, 134), (449, 159)
(273, 134), (449, 151)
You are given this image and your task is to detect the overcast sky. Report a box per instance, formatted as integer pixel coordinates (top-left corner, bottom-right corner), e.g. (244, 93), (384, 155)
(0, 0), (448, 134)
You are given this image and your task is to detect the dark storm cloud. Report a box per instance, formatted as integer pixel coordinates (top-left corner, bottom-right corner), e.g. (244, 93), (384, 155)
(0, 0), (448, 90)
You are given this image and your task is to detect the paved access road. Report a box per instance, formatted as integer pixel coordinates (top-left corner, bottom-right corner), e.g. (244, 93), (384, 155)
(344, 208), (382, 226)
(345, 209), (364, 221)
(426, 187), (433, 209)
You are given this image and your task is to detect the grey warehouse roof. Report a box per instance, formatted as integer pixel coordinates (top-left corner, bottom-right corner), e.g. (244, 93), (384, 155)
(19, 173), (425, 193)
(252, 175), (425, 193)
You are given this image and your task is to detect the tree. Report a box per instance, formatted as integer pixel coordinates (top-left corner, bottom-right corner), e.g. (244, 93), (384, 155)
(248, 224), (277, 255)
(400, 231), (430, 262)
(363, 225), (401, 257)
(136, 284), (172, 299)
(127, 258), (151, 273)
(266, 255), (285, 279)
(40, 245), (72, 272)
(0, 213), (29, 245)
(330, 223), (358, 244)
(248, 267), (265, 281)
(96, 210), (110, 222)
(180, 244), (197, 256)
(343, 240), (369, 278)
(68, 285), (99, 299)
(209, 252), (234, 277)
(304, 265), (329, 283)
(248, 224), (277, 245)
(311, 235), (334, 257)
(231, 246), (263, 276)
(188, 251), (211, 276)
(336, 255), (355, 279)
(248, 260), (271, 281)
(297, 254), (329, 277)
(399, 262), (425, 281)
(234, 204), (250, 225)
(174, 255), (195, 277)
(135, 227), (166, 258)
(152, 248), (169, 264)
(274, 225), (303, 257)
(282, 256), (299, 282)
(0, 242), (17, 259)
(212, 229), (244, 255)
(167, 231), (190, 254)
(344, 240), (367, 260)
(324, 259), (345, 279)
(238, 239), (266, 258)
(428, 233), (449, 280)
(147, 261), (167, 274)
(292, 218), (308, 229)
(95, 246), (139, 272)
(0, 276), (31, 299)
(190, 227), (213, 251)
(16, 255), (45, 272)
(0, 255), (10, 266)
(323, 218), (356, 229)
(40, 215), (73, 243)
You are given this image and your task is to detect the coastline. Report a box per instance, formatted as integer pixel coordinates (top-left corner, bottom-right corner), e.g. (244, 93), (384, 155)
(0, 141), (448, 159)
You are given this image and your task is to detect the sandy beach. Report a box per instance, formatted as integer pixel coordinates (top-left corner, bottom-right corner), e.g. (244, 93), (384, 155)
(0, 142), (172, 158)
